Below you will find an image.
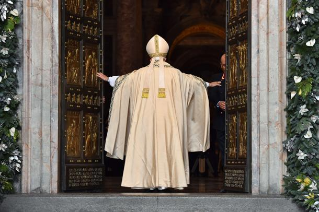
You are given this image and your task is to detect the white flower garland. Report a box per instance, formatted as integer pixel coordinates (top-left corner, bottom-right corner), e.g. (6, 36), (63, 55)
(0, 0), (21, 200)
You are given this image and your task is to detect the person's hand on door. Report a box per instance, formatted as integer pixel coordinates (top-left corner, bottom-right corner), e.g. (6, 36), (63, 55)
(97, 73), (109, 81)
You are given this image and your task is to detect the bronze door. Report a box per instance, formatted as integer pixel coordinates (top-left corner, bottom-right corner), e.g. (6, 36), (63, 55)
(224, 0), (251, 192)
(61, 0), (105, 191)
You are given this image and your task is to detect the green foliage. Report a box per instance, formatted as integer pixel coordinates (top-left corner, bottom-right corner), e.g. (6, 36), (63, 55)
(0, 0), (21, 202)
(285, 0), (319, 211)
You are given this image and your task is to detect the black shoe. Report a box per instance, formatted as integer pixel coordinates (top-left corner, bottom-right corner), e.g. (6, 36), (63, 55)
(219, 189), (226, 193)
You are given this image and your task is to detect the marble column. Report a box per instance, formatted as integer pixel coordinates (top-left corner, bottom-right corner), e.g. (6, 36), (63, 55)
(116, 0), (143, 75)
(21, 0), (60, 193)
(251, 0), (287, 194)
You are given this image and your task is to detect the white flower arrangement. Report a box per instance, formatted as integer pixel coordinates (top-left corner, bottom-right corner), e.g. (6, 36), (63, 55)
(0, 0), (21, 198)
(296, 150), (307, 160)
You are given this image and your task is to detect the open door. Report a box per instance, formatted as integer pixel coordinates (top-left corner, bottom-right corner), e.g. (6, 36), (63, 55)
(61, 0), (105, 191)
(224, 0), (251, 192)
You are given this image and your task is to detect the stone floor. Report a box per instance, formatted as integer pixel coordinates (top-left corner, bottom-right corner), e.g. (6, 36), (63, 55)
(0, 194), (304, 212)
(103, 176), (224, 193)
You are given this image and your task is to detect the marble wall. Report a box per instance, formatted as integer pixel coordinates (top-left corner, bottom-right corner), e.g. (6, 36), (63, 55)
(251, 0), (287, 194)
(20, 0), (287, 194)
(21, 0), (60, 193)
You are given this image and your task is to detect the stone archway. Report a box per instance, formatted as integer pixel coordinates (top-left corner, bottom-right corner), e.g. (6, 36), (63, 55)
(168, 23), (225, 60)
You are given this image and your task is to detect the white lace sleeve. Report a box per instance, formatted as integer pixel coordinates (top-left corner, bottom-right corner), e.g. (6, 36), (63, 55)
(108, 76), (119, 87)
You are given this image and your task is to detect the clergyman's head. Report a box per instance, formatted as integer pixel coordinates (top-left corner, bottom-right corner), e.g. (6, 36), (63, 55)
(220, 54), (226, 73)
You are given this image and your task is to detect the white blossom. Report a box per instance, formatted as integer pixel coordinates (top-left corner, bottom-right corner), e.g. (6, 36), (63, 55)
(13, 67), (16, 73)
(0, 76), (2, 82)
(291, 91), (297, 99)
(0, 47), (9, 55)
(296, 150), (307, 160)
(306, 39), (316, 47)
(4, 106), (10, 111)
(294, 76), (302, 83)
(294, 54), (301, 62)
(4, 70), (7, 79)
(0, 34), (7, 42)
(0, 142), (7, 151)
(8, 1), (13, 4)
(306, 7), (314, 14)
(299, 105), (309, 115)
(304, 128), (312, 139)
(10, 9), (18, 16)
(309, 182), (317, 191)
(298, 183), (305, 191)
(6, 97), (11, 104)
(311, 115), (319, 123)
(9, 127), (15, 137)
(295, 11), (302, 18)
(13, 149), (20, 156)
(9, 156), (14, 163)
(0, 5), (8, 21)
(296, 25), (300, 32)
(302, 17), (309, 25)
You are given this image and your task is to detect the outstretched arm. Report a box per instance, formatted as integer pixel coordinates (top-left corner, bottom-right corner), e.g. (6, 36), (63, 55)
(97, 72), (119, 87)
(207, 81), (221, 87)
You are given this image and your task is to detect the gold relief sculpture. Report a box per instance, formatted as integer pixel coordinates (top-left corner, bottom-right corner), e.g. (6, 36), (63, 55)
(230, 0), (238, 18)
(237, 42), (248, 87)
(76, 94), (81, 104)
(84, 46), (99, 88)
(66, 0), (81, 15)
(66, 93), (71, 102)
(84, 25), (99, 37)
(240, 0), (248, 13)
(238, 113), (247, 158)
(66, 40), (81, 85)
(230, 25), (237, 39)
(228, 114), (237, 159)
(228, 45), (238, 89)
(84, 114), (99, 158)
(93, 96), (100, 106)
(89, 27), (94, 35)
(83, 95), (89, 105)
(94, 27), (98, 36)
(66, 111), (81, 157)
(84, 0), (99, 19)
(66, 20), (72, 30)
(72, 93), (76, 103)
(66, 21), (81, 33)
(83, 95), (100, 106)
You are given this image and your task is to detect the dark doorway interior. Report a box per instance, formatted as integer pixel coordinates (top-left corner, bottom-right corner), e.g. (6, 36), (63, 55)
(103, 0), (226, 193)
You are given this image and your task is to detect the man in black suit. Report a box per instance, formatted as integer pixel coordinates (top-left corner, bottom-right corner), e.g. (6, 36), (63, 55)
(208, 54), (226, 168)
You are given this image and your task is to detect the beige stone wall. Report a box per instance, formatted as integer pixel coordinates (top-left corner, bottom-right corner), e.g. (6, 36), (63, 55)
(251, 0), (287, 194)
(22, 0), (60, 193)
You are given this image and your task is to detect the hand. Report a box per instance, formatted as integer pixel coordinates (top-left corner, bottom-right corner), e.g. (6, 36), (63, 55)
(209, 81), (221, 87)
(102, 96), (106, 104)
(218, 101), (226, 111)
(97, 72), (108, 81)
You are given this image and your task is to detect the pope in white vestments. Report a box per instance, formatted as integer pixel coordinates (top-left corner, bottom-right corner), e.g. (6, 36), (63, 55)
(97, 35), (214, 190)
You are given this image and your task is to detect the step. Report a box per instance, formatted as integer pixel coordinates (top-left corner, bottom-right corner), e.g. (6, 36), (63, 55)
(0, 193), (303, 212)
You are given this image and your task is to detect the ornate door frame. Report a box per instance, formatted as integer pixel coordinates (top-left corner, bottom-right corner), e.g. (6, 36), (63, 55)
(60, 0), (105, 191)
(224, 0), (251, 192)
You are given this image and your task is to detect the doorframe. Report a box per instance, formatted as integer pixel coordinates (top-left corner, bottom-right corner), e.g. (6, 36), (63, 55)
(21, 0), (287, 195)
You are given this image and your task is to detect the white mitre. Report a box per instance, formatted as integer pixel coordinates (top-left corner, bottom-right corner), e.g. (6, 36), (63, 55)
(146, 35), (169, 58)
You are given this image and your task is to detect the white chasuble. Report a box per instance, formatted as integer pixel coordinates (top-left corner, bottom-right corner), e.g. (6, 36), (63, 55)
(105, 62), (210, 189)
